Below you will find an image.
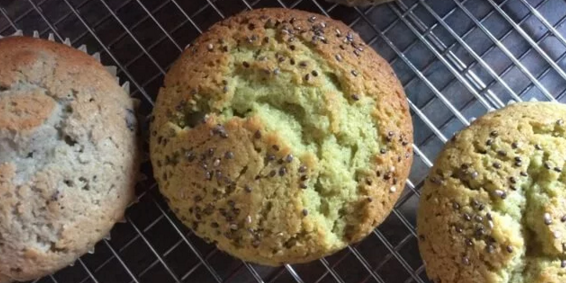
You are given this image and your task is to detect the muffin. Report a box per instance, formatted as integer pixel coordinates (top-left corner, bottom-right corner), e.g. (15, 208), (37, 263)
(418, 102), (566, 283)
(325, 0), (393, 6)
(0, 36), (138, 282)
(150, 8), (412, 266)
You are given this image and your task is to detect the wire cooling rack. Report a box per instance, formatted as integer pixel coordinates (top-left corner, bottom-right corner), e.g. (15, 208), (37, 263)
(1, 0), (566, 282)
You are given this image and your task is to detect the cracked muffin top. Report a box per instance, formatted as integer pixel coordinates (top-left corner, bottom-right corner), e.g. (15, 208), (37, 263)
(0, 36), (138, 282)
(150, 8), (412, 265)
(418, 102), (566, 283)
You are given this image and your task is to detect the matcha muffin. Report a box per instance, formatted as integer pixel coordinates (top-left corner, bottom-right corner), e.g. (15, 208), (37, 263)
(418, 102), (566, 283)
(0, 36), (138, 282)
(150, 8), (412, 265)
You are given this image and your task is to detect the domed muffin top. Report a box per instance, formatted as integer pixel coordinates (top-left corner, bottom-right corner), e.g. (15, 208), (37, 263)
(0, 36), (138, 282)
(419, 102), (566, 283)
(150, 8), (412, 265)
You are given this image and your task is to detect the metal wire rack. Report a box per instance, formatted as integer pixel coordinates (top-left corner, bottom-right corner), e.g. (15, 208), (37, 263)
(1, 0), (565, 282)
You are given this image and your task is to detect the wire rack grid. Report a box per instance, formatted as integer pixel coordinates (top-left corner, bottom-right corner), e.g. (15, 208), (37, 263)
(1, 0), (565, 282)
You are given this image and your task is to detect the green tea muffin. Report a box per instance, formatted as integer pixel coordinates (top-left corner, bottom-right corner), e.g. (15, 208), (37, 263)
(0, 37), (138, 282)
(418, 102), (566, 283)
(150, 8), (412, 266)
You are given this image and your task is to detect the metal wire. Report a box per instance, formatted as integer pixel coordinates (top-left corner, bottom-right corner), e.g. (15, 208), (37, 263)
(1, 0), (565, 282)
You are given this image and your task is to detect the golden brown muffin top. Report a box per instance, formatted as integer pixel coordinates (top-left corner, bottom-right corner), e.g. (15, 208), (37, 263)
(419, 102), (566, 283)
(150, 8), (412, 265)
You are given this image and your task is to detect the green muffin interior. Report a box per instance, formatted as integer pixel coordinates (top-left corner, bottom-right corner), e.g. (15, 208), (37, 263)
(201, 37), (380, 243)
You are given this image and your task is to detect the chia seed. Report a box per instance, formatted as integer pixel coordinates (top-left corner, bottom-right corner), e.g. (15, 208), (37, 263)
(544, 213), (552, 225)
(285, 154), (294, 163)
(475, 228), (486, 237)
(186, 151), (196, 162)
(452, 202), (460, 210)
(494, 190), (507, 199)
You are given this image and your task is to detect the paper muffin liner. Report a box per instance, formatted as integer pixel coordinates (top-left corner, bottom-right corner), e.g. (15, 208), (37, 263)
(0, 30), (138, 259)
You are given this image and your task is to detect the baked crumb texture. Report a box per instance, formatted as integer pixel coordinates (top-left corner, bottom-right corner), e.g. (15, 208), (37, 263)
(150, 8), (412, 266)
(418, 102), (566, 283)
